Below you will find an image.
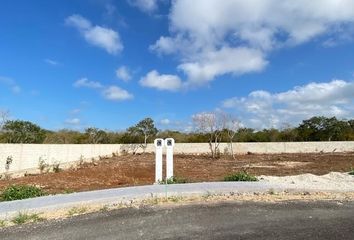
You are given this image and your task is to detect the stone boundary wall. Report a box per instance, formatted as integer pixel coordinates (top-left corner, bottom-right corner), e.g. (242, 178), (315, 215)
(0, 142), (353, 176)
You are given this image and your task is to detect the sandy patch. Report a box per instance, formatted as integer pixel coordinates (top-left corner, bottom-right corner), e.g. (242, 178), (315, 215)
(260, 172), (354, 191)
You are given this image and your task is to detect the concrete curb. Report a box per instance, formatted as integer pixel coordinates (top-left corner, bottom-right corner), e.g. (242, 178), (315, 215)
(0, 181), (352, 220)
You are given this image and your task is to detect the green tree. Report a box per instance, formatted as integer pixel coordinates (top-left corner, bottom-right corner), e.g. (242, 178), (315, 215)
(157, 130), (188, 143)
(44, 129), (86, 144)
(186, 132), (209, 143)
(252, 128), (280, 142)
(84, 128), (109, 144)
(235, 128), (255, 142)
(127, 118), (157, 150)
(2, 120), (46, 143)
(278, 124), (298, 142)
(105, 131), (124, 144)
(297, 116), (350, 141)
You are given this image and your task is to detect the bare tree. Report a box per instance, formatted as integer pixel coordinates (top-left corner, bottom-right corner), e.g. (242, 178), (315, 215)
(222, 113), (241, 159)
(0, 110), (9, 130)
(192, 111), (225, 158)
(119, 144), (140, 155)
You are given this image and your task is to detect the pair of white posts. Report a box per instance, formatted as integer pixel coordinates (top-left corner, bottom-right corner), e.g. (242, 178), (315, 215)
(154, 138), (175, 183)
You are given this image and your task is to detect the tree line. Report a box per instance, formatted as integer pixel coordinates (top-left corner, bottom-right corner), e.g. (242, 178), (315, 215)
(0, 114), (353, 145)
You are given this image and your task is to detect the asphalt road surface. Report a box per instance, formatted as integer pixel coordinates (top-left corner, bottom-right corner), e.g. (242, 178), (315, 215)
(1, 201), (354, 239)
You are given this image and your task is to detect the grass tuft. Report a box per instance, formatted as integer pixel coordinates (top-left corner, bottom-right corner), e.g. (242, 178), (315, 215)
(67, 207), (87, 217)
(0, 220), (6, 228)
(100, 205), (109, 212)
(11, 213), (45, 225)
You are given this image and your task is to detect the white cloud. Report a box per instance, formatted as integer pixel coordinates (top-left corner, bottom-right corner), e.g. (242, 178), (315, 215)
(116, 66), (132, 82)
(65, 118), (81, 125)
(30, 90), (40, 96)
(11, 86), (21, 94)
(160, 118), (170, 125)
(73, 78), (103, 89)
(222, 79), (354, 129)
(140, 70), (182, 91)
(150, 36), (179, 55)
(74, 78), (133, 101)
(158, 118), (194, 132)
(0, 76), (21, 94)
(127, 0), (160, 13)
(0, 76), (14, 85)
(322, 24), (354, 47)
(151, 0), (354, 86)
(102, 86), (133, 101)
(66, 14), (91, 29)
(105, 3), (117, 17)
(66, 14), (123, 55)
(70, 108), (81, 114)
(179, 47), (267, 86)
(45, 59), (59, 66)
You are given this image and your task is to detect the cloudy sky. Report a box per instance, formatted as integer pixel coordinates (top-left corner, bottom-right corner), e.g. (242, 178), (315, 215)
(1, 0), (354, 131)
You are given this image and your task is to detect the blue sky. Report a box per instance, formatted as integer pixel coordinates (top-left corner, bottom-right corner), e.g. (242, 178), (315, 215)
(1, 0), (354, 131)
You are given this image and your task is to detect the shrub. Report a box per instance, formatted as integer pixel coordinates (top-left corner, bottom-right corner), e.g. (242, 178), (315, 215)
(1, 185), (45, 201)
(78, 155), (85, 167)
(224, 171), (258, 182)
(38, 157), (49, 173)
(62, 188), (74, 194)
(349, 168), (354, 175)
(159, 176), (188, 184)
(52, 162), (61, 173)
(5, 156), (13, 171)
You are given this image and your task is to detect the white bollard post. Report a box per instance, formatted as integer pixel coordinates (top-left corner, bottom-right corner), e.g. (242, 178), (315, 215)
(154, 138), (164, 183)
(165, 138), (175, 180)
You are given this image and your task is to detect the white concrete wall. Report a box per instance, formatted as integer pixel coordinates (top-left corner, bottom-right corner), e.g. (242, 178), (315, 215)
(0, 144), (122, 176)
(1, 142), (353, 176)
(144, 142), (354, 154)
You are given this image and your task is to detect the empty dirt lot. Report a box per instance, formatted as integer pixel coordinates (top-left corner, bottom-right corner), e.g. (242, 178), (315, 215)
(0, 152), (353, 194)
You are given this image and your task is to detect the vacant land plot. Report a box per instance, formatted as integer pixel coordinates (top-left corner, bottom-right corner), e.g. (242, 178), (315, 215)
(0, 153), (353, 194)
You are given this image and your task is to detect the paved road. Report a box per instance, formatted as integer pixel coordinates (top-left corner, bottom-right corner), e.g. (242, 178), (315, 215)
(1, 201), (354, 240)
